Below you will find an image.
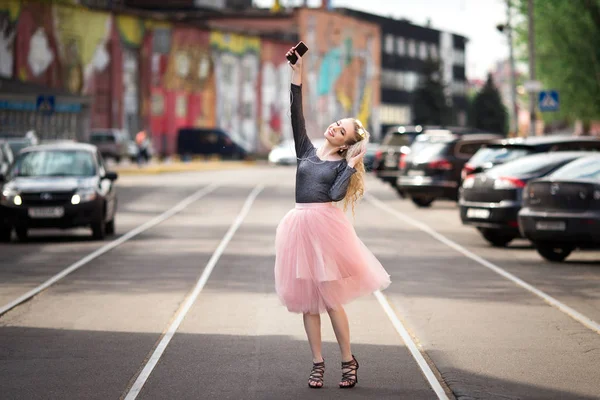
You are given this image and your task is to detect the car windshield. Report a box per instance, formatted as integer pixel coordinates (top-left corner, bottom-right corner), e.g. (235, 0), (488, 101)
(469, 146), (532, 166)
(549, 157), (600, 180)
(11, 150), (96, 177)
(90, 133), (116, 143)
(487, 153), (580, 177)
(384, 132), (419, 147)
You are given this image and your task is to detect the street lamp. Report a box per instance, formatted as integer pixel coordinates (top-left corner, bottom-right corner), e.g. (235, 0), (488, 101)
(496, 0), (518, 137)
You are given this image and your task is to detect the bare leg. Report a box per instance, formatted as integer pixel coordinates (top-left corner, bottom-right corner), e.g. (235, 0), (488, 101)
(303, 313), (324, 388)
(327, 306), (352, 362)
(303, 313), (323, 362)
(328, 306), (358, 388)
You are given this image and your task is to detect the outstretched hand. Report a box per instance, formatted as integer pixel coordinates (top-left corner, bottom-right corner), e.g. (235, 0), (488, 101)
(347, 145), (367, 169)
(286, 48), (303, 71)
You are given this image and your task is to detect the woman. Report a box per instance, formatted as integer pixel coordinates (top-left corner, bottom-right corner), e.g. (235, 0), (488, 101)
(274, 49), (391, 389)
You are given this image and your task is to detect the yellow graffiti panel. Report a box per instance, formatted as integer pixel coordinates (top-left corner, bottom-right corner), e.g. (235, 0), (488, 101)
(210, 31), (260, 54)
(0, 0), (21, 21)
(54, 5), (111, 67)
(116, 14), (145, 47)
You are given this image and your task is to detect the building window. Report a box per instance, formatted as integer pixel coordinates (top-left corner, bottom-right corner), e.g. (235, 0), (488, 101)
(454, 49), (465, 65)
(405, 71), (419, 92)
(396, 37), (405, 56)
(384, 34), (394, 54)
(407, 39), (416, 58)
(420, 42), (428, 60)
(429, 43), (438, 60)
(380, 104), (411, 124)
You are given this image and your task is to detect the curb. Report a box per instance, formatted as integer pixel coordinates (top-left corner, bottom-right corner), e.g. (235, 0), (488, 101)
(112, 160), (257, 175)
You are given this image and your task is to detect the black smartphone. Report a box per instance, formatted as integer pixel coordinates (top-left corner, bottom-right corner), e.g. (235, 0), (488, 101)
(287, 41), (309, 65)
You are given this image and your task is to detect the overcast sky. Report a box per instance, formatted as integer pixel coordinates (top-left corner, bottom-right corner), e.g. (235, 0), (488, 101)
(253, 0), (511, 80)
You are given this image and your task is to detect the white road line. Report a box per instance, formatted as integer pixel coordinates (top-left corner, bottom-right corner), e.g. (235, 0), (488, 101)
(366, 194), (600, 335)
(124, 184), (264, 400)
(374, 290), (450, 400)
(0, 184), (219, 317)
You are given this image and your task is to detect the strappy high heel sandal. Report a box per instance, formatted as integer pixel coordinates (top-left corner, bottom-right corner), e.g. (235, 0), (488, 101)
(308, 360), (325, 388)
(339, 355), (359, 388)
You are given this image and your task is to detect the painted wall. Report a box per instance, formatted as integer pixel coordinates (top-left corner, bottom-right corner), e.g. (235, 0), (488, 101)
(210, 31), (260, 152)
(258, 39), (292, 153)
(297, 9), (381, 139)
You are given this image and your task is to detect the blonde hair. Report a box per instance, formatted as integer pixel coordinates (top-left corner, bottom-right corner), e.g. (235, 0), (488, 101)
(338, 119), (369, 215)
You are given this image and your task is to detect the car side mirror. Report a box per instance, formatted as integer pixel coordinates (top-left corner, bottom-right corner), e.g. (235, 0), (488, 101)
(104, 171), (118, 181)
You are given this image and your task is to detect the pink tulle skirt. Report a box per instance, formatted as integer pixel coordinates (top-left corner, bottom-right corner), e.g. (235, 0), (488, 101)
(274, 202), (391, 314)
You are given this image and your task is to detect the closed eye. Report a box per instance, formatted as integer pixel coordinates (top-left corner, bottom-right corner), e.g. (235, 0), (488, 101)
(336, 121), (346, 135)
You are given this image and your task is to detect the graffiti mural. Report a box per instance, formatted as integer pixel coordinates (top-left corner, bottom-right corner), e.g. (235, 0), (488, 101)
(297, 9), (381, 139)
(211, 31), (260, 152)
(0, 0), (19, 78)
(259, 39), (293, 152)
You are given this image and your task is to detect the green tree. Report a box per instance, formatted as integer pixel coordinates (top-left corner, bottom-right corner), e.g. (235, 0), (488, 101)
(412, 59), (451, 126)
(514, 0), (600, 131)
(469, 74), (508, 135)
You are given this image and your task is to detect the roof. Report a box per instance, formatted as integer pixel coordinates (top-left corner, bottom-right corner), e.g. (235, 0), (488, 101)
(490, 135), (600, 146)
(21, 142), (97, 153)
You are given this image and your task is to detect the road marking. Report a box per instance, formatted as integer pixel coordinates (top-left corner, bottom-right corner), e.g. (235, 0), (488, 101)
(124, 184), (264, 400)
(0, 184), (219, 317)
(374, 290), (451, 400)
(366, 194), (600, 335)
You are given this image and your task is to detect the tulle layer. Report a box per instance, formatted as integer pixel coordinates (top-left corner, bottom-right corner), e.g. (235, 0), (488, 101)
(274, 202), (391, 314)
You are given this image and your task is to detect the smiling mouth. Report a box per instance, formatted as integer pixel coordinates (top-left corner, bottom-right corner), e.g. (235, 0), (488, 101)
(328, 128), (334, 137)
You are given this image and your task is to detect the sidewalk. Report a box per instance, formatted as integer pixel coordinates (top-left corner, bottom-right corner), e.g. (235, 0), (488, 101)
(111, 159), (258, 175)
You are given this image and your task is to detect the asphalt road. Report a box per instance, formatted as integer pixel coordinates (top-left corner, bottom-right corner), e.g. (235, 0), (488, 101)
(1, 165), (599, 400)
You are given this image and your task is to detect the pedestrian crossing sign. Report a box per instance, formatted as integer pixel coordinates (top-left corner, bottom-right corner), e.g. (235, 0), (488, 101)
(538, 90), (559, 112)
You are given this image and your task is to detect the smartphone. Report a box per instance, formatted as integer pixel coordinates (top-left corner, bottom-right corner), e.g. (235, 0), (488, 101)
(287, 41), (309, 65)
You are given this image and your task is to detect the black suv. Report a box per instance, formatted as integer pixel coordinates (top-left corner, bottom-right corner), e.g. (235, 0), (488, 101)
(462, 135), (600, 180)
(397, 132), (502, 207)
(459, 151), (590, 247)
(0, 142), (118, 241)
(177, 128), (248, 160)
(372, 125), (427, 188)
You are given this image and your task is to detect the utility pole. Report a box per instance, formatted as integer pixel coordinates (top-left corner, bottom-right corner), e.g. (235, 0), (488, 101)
(527, 0), (536, 136)
(506, 0), (518, 136)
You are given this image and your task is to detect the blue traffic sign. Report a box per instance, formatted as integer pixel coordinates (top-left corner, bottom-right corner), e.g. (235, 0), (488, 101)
(538, 90), (559, 112)
(36, 95), (55, 115)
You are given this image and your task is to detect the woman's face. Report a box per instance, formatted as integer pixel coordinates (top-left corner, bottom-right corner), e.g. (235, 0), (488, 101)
(323, 118), (355, 148)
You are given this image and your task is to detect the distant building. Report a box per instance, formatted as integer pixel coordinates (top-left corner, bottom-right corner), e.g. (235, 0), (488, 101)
(337, 8), (469, 132)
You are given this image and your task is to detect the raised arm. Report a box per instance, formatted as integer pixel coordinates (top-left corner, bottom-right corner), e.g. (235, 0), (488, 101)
(286, 48), (313, 158)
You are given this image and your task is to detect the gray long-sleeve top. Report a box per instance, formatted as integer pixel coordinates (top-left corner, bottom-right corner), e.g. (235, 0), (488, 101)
(290, 84), (356, 203)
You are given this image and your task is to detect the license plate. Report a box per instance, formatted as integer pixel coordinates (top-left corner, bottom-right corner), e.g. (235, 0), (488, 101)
(407, 170), (424, 176)
(28, 207), (65, 219)
(384, 154), (397, 167)
(535, 221), (566, 231)
(466, 208), (490, 219)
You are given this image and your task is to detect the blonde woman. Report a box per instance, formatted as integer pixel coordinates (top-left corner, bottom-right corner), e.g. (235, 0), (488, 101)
(274, 49), (391, 389)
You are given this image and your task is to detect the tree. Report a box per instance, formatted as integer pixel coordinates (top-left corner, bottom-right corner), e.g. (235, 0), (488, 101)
(469, 74), (508, 135)
(514, 0), (600, 131)
(412, 59), (451, 126)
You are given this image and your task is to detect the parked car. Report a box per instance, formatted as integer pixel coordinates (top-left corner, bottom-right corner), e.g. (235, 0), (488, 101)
(364, 142), (379, 172)
(89, 129), (130, 163)
(518, 155), (600, 262)
(177, 128), (248, 160)
(459, 152), (591, 247)
(268, 138), (327, 166)
(0, 140), (15, 177)
(372, 125), (426, 187)
(397, 132), (502, 207)
(462, 135), (600, 180)
(0, 133), (38, 156)
(0, 142), (118, 241)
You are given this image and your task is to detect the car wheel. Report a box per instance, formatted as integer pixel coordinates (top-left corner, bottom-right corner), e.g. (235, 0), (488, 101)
(0, 225), (11, 242)
(479, 229), (515, 247)
(15, 226), (28, 242)
(105, 218), (115, 235)
(411, 196), (435, 208)
(91, 219), (106, 240)
(535, 242), (574, 262)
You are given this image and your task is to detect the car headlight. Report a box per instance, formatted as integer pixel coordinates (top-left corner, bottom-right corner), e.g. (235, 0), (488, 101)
(1, 189), (21, 206)
(71, 189), (97, 205)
